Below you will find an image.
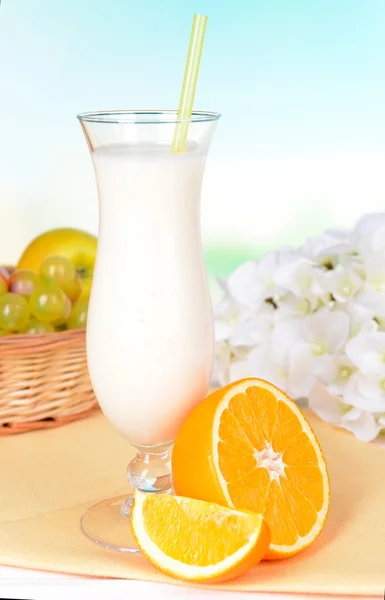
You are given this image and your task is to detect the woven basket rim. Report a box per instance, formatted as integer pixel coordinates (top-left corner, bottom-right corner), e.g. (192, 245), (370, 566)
(0, 326), (85, 343)
(0, 327), (86, 353)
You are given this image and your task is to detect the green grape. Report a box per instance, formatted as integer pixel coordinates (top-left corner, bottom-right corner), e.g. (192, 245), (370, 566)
(68, 298), (88, 329)
(0, 278), (7, 296)
(0, 293), (30, 332)
(9, 269), (40, 298)
(21, 318), (55, 334)
(53, 294), (72, 327)
(29, 283), (67, 324)
(39, 256), (76, 296)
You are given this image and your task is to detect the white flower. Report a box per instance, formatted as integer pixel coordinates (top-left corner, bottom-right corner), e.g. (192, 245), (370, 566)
(358, 289), (385, 320)
(302, 229), (352, 265)
(230, 342), (288, 392)
(287, 308), (350, 398)
(353, 213), (385, 256)
(214, 292), (252, 341)
(345, 332), (385, 378)
(343, 303), (377, 337)
(309, 383), (348, 425)
(230, 316), (303, 395)
(340, 407), (381, 442)
(214, 212), (385, 441)
(363, 255), (385, 291)
(273, 256), (327, 309)
(321, 266), (362, 303)
(227, 254), (279, 311)
(303, 307), (350, 354)
(353, 256), (385, 318)
(212, 342), (232, 386)
(343, 372), (385, 412)
(213, 341), (251, 387)
(354, 213), (385, 238)
(276, 292), (312, 316)
(313, 354), (356, 396)
(309, 384), (381, 442)
(228, 304), (275, 347)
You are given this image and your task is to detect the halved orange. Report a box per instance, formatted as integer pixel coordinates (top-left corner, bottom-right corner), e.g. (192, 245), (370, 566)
(172, 378), (330, 559)
(131, 491), (270, 582)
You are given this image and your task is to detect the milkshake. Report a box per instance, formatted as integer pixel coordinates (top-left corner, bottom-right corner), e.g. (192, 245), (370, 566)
(87, 143), (214, 447)
(78, 109), (220, 553)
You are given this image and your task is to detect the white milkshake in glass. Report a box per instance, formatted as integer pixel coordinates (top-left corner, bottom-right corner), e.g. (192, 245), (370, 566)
(88, 143), (214, 447)
(78, 109), (220, 553)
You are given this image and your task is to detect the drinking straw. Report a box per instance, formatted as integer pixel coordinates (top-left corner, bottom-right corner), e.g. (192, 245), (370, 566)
(172, 14), (208, 153)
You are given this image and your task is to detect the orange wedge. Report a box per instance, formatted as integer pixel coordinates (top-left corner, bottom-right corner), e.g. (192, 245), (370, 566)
(172, 378), (330, 559)
(130, 491), (270, 582)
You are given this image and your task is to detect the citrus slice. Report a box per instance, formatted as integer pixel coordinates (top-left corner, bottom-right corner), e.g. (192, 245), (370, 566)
(131, 491), (270, 582)
(172, 378), (330, 559)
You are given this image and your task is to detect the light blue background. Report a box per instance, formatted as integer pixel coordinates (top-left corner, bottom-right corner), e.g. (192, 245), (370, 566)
(1, 1), (385, 274)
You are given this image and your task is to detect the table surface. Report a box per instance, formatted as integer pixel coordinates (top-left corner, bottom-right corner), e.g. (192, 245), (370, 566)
(0, 565), (378, 600)
(2, 417), (383, 600)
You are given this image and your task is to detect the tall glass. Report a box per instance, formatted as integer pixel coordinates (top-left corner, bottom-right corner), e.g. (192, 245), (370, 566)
(77, 110), (220, 552)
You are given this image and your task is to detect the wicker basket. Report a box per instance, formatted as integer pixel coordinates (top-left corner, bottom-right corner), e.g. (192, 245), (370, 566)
(0, 327), (98, 435)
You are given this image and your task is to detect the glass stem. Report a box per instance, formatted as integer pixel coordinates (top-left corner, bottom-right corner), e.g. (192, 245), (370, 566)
(121, 445), (173, 517)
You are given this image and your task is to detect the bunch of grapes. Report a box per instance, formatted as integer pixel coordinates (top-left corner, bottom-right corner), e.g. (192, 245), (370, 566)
(0, 257), (89, 336)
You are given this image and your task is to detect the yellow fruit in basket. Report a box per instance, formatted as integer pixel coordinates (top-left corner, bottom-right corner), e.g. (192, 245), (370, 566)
(39, 255), (82, 303)
(29, 282), (68, 324)
(21, 318), (55, 334)
(0, 293), (30, 332)
(17, 228), (97, 294)
(68, 297), (88, 329)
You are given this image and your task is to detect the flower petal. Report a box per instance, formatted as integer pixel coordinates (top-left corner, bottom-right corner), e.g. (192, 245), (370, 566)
(303, 229), (350, 262)
(355, 286), (385, 318)
(344, 302), (377, 337)
(229, 309), (274, 347)
(343, 373), (385, 412)
(322, 267), (362, 303)
(355, 373), (385, 411)
(304, 307), (350, 352)
(312, 354), (339, 385)
(271, 316), (303, 365)
(277, 292), (311, 316)
(229, 359), (254, 382)
(273, 257), (314, 296)
(363, 256), (385, 287)
(214, 293), (233, 319)
(288, 342), (317, 399)
(227, 261), (263, 311)
(245, 345), (288, 391)
(345, 332), (385, 377)
(371, 223), (385, 254)
(214, 320), (234, 341)
(341, 408), (380, 442)
(308, 383), (346, 425)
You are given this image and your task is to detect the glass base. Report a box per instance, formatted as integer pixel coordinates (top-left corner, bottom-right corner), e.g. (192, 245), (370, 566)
(80, 494), (139, 553)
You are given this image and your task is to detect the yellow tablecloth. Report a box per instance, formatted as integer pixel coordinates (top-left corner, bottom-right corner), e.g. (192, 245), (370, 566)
(0, 410), (384, 597)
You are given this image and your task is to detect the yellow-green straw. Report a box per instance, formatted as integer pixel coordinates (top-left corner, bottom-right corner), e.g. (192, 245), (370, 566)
(172, 14), (208, 153)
